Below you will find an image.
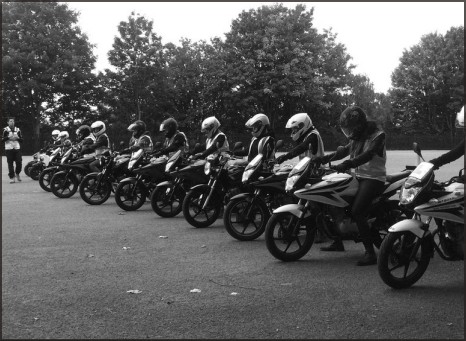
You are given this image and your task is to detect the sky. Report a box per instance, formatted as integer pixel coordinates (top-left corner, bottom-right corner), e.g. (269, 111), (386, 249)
(65, 2), (464, 94)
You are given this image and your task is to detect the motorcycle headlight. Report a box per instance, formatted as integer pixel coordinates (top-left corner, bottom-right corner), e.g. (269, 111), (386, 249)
(40, 155), (45, 161)
(399, 185), (422, 205)
(285, 174), (301, 192)
(204, 162), (211, 175)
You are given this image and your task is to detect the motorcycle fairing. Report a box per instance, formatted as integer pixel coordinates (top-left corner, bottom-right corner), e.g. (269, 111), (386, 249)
(415, 190), (464, 224)
(388, 218), (428, 238)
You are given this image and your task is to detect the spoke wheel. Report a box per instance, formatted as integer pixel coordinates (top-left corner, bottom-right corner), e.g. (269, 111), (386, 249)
(377, 231), (432, 289)
(79, 173), (112, 205)
(150, 184), (185, 218)
(223, 197), (269, 241)
(264, 212), (315, 261)
(182, 187), (221, 228)
(115, 181), (146, 211)
(39, 168), (55, 192)
(50, 172), (78, 198)
(29, 164), (43, 181)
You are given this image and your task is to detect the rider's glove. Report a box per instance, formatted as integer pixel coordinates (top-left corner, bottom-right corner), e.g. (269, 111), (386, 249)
(332, 161), (351, 173)
(275, 154), (287, 164)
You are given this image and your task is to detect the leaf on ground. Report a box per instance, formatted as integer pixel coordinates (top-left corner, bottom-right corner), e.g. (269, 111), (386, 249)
(447, 323), (453, 326)
(86, 254), (95, 258)
(159, 236), (168, 239)
(122, 247), (131, 250)
(230, 292), (238, 296)
(190, 288), (201, 293)
(127, 289), (142, 294)
(118, 212), (125, 215)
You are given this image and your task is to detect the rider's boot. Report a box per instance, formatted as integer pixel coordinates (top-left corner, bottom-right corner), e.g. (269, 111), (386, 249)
(356, 241), (377, 266)
(320, 238), (345, 251)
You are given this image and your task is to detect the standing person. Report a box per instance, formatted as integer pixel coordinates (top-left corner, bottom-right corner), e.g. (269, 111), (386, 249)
(154, 117), (189, 158)
(234, 113), (276, 163)
(3, 118), (23, 183)
(275, 113), (325, 164)
(191, 116), (229, 160)
(317, 106), (387, 266)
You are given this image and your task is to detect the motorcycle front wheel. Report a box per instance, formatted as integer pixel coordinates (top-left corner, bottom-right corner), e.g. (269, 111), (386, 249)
(265, 212), (315, 261)
(377, 231), (432, 289)
(115, 181), (146, 211)
(24, 161), (34, 177)
(39, 168), (55, 192)
(29, 164), (43, 181)
(50, 172), (79, 198)
(182, 187), (221, 228)
(150, 184), (185, 218)
(79, 173), (112, 205)
(223, 197), (269, 241)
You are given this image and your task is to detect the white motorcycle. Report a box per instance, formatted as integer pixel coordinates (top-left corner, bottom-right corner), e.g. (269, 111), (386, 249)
(377, 145), (464, 289)
(264, 155), (414, 262)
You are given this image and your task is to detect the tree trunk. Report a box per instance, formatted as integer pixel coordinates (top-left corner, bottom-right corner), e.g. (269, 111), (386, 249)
(33, 114), (41, 152)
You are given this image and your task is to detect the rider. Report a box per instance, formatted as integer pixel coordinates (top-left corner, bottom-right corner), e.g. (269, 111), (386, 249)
(191, 116), (229, 160)
(82, 120), (111, 173)
(56, 131), (72, 151)
(42, 129), (62, 151)
(119, 120), (153, 154)
(153, 117), (189, 158)
(316, 106), (387, 266)
(76, 125), (96, 156)
(429, 106), (465, 171)
(275, 113), (325, 164)
(234, 113), (276, 164)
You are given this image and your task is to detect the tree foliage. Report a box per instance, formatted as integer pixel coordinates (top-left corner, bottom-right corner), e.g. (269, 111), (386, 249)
(2, 1), (97, 149)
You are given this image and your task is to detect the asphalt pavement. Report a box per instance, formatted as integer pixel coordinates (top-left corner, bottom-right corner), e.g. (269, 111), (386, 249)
(2, 153), (464, 339)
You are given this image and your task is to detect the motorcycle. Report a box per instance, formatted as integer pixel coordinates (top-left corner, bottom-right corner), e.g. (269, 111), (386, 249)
(38, 147), (64, 192)
(377, 144), (464, 289)
(264, 155), (414, 262)
(181, 142), (251, 228)
(25, 146), (53, 179)
(222, 140), (297, 241)
(150, 144), (208, 218)
(49, 146), (97, 198)
(114, 148), (169, 211)
(78, 149), (131, 205)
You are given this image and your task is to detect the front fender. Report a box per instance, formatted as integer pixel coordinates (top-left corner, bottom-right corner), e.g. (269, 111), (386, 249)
(190, 183), (210, 192)
(119, 177), (138, 185)
(230, 192), (254, 201)
(273, 204), (306, 218)
(156, 180), (173, 188)
(388, 219), (428, 238)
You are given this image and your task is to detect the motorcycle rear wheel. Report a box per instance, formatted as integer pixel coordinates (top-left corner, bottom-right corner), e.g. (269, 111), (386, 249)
(79, 173), (112, 205)
(150, 184), (185, 218)
(115, 181), (146, 211)
(182, 186), (221, 228)
(377, 231), (432, 289)
(265, 212), (315, 261)
(51, 172), (79, 198)
(39, 168), (55, 192)
(223, 197), (269, 241)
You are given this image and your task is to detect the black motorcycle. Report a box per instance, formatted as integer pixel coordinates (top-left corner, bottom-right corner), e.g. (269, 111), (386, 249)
(150, 145), (209, 218)
(114, 149), (169, 211)
(182, 142), (250, 228)
(38, 147), (66, 192)
(49, 146), (97, 198)
(79, 150), (131, 205)
(25, 146), (54, 180)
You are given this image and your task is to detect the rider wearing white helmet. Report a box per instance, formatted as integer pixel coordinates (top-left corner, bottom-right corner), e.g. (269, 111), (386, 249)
(275, 113), (325, 164)
(192, 116), (229, 159)
(56, 131), (72, 150)
(429, 105), (465, 170)
(86, 120), (111, 172)
(234, 113), (276, 163)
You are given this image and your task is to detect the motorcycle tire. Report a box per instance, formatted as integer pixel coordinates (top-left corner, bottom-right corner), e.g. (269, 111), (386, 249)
(182, 186), (221, 228)
(223, 197), (269, 241)
(264, 212), (315, 262)
(150, 184), (185, 218)
(115, 181), (146, 211)
(24, 161), (34, 177)
(50, 172), (79, 198)
(79, 173), (112, 205)
(29, 164), (43, 181)
(377, 231), (432, 289)
(39, 168), (55, 192)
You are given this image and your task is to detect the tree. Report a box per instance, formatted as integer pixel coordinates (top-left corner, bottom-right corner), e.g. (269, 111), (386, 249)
(389, 26), (464, 138)
(2, 1), (97, 150)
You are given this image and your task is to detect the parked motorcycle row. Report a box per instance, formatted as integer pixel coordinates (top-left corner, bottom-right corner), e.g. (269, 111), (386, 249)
(25, 140), (464, 289)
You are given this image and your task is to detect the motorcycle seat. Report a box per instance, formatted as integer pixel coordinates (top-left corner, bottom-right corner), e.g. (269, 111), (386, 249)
(385, 170), (411, 184)
(70, 157), (95, 165)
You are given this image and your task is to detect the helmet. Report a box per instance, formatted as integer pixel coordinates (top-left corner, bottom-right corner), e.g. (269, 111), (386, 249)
(91, 121), (106, 137)
(58, 131), (69, 140)
(159, 118), (178, 138)
(455, 106), (464, 128)
(76, 125), (91, 140)
(339, 106), (368, 140)
(128, 120), (146, 138)
(52, 129), (60, 141)
(286, 113), (312, 141)
(201, 116), (220, 138)
(245, 113), (270, 138)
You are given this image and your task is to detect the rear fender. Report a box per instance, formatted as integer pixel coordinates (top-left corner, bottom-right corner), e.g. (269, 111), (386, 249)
(273, 204), (306, 218)
(388, 219), (428, 238)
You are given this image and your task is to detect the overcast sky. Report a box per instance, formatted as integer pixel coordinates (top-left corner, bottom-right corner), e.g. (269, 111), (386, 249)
(66, 2), (464, 93)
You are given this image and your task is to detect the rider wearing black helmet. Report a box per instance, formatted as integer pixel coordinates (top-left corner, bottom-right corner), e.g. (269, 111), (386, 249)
(120, 120), (153, 154)
(316, 106), (387, 266)
(154, 117), (189, 158)
(76, 125), (96, 156)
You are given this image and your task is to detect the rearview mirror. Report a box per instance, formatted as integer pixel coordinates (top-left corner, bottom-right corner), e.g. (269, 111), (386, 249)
(233, 141), (243, 151)
(154, 141), (162, 149)
(119, 141), (125, 147)
(275, 140), (284, 150)
(193, 143), (203, 154)
(413, 142), (424, 162)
